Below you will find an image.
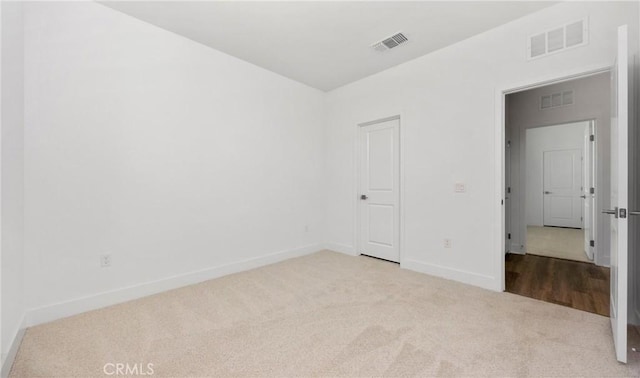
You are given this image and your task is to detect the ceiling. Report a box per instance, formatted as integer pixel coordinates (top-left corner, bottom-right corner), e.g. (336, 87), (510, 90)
(100, 1), (556, 91)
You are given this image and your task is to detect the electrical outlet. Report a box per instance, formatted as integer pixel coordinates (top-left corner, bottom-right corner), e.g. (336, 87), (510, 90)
(100, 254), (112, 268)
(443, 239), (452, 248)
(455, 183), (466, 193)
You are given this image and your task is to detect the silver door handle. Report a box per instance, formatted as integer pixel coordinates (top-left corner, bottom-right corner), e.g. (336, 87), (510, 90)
(631, 211), (640, 216)
(544, 191), (552, 194)
(602, 207), (618, 218)
(580, 195), (587, 199)
(360, 194), (368, 200)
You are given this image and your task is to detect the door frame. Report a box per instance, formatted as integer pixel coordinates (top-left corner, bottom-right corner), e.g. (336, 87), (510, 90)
(495, 64), (611, 291)
(518, 120), (598, 255)
(354, 114), (404, 263)
(583, 120), (597, 260)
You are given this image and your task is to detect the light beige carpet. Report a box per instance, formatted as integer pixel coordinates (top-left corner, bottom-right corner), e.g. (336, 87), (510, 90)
(10, 250), (640, 377)
(527, 225), (590, 263)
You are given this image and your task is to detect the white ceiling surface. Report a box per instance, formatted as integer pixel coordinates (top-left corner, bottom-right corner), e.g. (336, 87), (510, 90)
(101, 1), (555, 91)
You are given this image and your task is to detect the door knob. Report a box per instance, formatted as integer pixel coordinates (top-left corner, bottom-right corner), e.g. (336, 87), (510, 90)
(544, 191), (552, 194)
(602, 207), (618, 218)
(360, 194), (368, 200)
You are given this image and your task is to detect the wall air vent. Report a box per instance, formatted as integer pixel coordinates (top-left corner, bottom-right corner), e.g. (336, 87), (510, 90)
(541, 90), (574, 109)
(527, 18), (588, 60)
(371, 32), (408, 52)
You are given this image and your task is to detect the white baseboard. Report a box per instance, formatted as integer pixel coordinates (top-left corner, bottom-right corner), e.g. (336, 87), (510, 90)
(26, 244), (323, 327)
(401, 259), (498, 292)
(632, 308), (640, 326)
(323, 242), (358, 256)
(1, 315), (26, 378)
(509, 242), (525, 254)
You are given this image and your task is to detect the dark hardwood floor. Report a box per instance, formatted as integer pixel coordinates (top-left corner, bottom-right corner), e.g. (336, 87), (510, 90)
(505, 253), (610, 316)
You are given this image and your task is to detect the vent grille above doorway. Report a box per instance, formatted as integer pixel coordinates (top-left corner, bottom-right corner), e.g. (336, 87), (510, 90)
(527, 19), (588, 60)
(541, 90), (574, 109)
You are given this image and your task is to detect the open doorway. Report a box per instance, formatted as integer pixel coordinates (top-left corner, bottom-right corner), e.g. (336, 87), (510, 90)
(504, 71), (611, 316)
(525, 121), (594, 263)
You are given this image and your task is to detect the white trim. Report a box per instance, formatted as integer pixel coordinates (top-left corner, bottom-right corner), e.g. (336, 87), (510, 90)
(495, 84), (507, 292)
(402, 259), (497, 291)
(516, 119), (598, 255)
(399, 113), (407, 267)
(503, 65), (611, 96)
(495, 63), (612, 292)
(358, 114), (400, 127)
(588, 119), (598, 262)
(323, 242), (357, 256)
(0, 1), (4, 365)
(25, 244), (323, 327)
(0, 315), (26, 378)
(509, 244), (525, 255)
(632, 308), (640, 327)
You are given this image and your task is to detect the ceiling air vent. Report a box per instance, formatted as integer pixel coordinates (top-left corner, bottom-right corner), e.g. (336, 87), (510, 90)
(371, 32), (408, 52)
(527, 18), (588, 60)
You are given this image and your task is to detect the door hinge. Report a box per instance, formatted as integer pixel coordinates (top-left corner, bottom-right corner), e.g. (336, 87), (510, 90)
(590, 240), (595, 247)
(507, 187), (511, 194)
(501, 199), (504, 205)
(590, 187), (595, 194)
(590, 134), (595, 142)
(508, 233), (511, 240)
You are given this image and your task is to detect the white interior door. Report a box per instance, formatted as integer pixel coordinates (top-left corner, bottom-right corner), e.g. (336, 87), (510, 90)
(358, 118), (400, 262)
(604, 24), (629, 364)
(543, 149), (583, 228)
(583, 122), (596, 260)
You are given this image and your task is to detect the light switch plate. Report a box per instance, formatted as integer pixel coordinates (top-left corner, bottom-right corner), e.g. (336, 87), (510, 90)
(455, 182), (466, 193)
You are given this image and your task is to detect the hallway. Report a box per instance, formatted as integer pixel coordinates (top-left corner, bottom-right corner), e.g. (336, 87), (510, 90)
(505, 253), (609, 316)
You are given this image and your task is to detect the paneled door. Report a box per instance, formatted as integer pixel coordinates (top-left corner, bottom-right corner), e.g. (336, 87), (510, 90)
(603, 24), (630, 363)
(543, 148), (583, 228)
(358, 117), (400, 262)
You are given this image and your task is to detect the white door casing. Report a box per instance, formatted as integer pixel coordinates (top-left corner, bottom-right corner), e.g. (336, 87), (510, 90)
(606, 24), (629, 364)
(583, 122), (596, 260)
(358, 117), (400, 262)
(543, 149), (583, 228)
(505, 139), (511, 253)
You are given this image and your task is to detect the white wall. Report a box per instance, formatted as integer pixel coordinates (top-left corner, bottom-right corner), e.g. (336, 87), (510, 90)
(324, 1), (639, 290)
(0, 0), (24, 367)
(505, 73), (611, 263)
(525, 122), (588, 227)
(13, 1), (640, 328)
(23, 2), (326, 323)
